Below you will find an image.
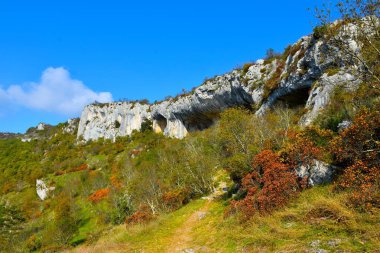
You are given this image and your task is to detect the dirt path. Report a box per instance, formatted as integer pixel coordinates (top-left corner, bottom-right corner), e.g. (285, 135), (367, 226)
(165, 199), (211, 253)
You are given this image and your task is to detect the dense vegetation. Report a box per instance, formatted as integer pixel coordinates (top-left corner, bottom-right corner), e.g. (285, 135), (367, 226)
(0, 1), (379, 252)
(0, 86), (379, 252)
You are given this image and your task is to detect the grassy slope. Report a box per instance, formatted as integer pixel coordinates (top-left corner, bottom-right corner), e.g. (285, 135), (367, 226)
(70, 186), (380, 253)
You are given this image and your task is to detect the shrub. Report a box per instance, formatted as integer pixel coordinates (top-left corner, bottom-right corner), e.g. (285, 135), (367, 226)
(0, 203), (25, 247)
(282, 42), (302, 60)
(281, 128), (324, 168)
(141, 118), (153, 132)
(242, 62), (254, 76)
(315, 85), (355, 132)
(331, 110), (380, 166)
(52, 193), (80, 245)
(263, 60), (285, 99)
(326, 67), (340, 76)
(218, 108), (256, 180)
(162, 188), (189, 211)
(338, 161), (379, 210)
(313, 25), (328, 39)
(111, 193), (133, 225)
(54, 170), (65, 176)
(26, 234), (42, 252)
(67, 164), (88, 173)
(88, 188), (110, 203)
(110, 175), (122, 189)
(125, 205), (153, 225)
(332, 110), (380, 210)
(230, 150), (300, 219)
(265, 48), (281, 60)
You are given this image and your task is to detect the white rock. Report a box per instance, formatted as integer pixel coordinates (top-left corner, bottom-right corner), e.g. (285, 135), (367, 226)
(297, 160), (336, 186)
(77, 102), (151, 141)
(63, 118), (79, 134)
(37, 123), (46, 131)
(36, 179), (49, 200)
(76, 20), (367, 141)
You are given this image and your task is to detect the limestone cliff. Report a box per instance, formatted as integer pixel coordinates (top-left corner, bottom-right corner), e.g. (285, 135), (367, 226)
(77, 23), (362, 141)
(78, 102), (150, 141)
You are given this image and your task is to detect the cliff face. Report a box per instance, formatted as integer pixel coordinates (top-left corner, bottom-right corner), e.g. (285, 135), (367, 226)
(77, 102), (150, 141)
(77, 25), (361, 141)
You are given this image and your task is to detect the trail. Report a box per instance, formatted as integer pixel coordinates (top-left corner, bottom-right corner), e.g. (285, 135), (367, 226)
(69, 179), (227, 253)
(164, 199), (211, 253)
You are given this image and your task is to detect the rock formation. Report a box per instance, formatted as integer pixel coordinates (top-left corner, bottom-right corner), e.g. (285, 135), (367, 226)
(36, 179), (55, 200)
(77, 102), (150, 141)
(297, 160), (337, 186)
(77, 22), (362, 141)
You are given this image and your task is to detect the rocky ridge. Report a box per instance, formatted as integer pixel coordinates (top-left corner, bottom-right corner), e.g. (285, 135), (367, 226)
(78, 23), (361, 141)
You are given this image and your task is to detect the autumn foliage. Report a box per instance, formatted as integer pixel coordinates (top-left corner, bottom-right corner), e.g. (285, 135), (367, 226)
(67, 164), (88, 173)
(54, 164), (88, 176)
(332, 110), (380, 209)
(332, 110), (380, 167)
(282, 129), (322, 168)
(110, 175), (122, 189)
(88, 188), (110, 203)
(162, 188), (189, 211)
(230, 150), (300, 218)
(125, 205), (153, 225)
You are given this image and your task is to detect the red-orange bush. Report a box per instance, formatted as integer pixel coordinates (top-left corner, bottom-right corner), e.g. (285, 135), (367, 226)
(332, 110), (380, 209)
(332, 110), (380, 167)
(230, 150), (300, 218)
(54, 164), (88, 176)
(125, 205), (153, 225)
(54, 170), (65, 176)
(110, 175), (122, 189)
(281, 128), (323, 168)
(162, 188), (189, 211)
(88, 188), (110, 203)
(338, 161), (379, 209)
(67, 164), (88, 173)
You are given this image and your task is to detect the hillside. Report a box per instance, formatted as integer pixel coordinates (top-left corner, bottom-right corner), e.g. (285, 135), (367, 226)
(71, 186), (380, 252)
(0, 6), (379, 253)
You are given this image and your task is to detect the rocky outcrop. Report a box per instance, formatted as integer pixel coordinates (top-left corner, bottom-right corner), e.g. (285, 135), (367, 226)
(151, 70), (255, 138)
(63, 118), (79, 134)
(77, 22), (362, 141)
(36, 179), (55, 200)
(77, 102), (151, 141)
(37, 123), (46, 131)
(337, 120), (352, 132)
(297, 160), (336, 186)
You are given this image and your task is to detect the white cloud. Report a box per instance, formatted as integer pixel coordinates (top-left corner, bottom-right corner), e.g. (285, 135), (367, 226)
(0, 67), (112, 115)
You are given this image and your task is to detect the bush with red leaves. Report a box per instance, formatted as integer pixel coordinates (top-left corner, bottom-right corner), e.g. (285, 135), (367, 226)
(230, 150), (300, 219)
(162, 188), (189, 211)
(332, 110), (380, 167)
(281, 128), (325, 168)
(88, 188), (110, 203)
(125, 205), (153, 225)
(332, 110), (380, 210)
(54, 164), (88, 176)
(338, 161), (379, 209)
(67, 164), (88, 173)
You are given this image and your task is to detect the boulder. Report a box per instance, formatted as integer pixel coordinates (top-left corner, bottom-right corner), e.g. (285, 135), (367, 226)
(297, 160), (336, 186)
(36, 179), (55, 200)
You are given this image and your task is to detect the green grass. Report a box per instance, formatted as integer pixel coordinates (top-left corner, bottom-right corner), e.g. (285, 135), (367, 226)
(72, 186), (380, 252)
(190, 186), (380, 252)
(71, 199), (206, 252)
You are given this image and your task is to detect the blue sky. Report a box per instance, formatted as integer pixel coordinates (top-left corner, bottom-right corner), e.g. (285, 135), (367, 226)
(0, 0), (325, 133)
